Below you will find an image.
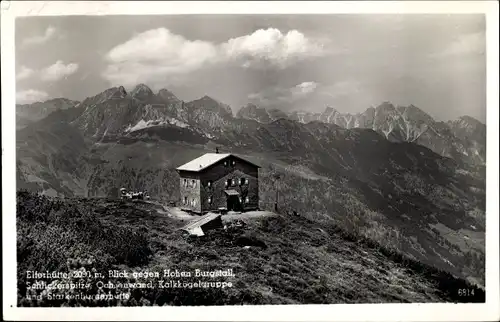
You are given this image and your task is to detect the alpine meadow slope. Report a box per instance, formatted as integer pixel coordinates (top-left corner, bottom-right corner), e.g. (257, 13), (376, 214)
(17, 191), (484, 306)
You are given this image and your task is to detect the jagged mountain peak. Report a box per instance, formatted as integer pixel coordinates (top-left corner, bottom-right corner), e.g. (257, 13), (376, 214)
(270, 117), (299, 127)
(237, 103), (264, 116)
(105, 86), (128, 99)
(447, 115), (486, 144)
(16, 98), (79, 129)
(131, 83), (154, 99)
(16, 97), (82, 129)
(190, 95), (222, 106)
(455, 115), (484, 127)
(268, 108), (289, 118)
(118, 86), (128, 96)
(79, 86), (129, 106)
(364, 106), (376, 114)
(236, 103), (273, 123)
(404, 104), (428, 114)
(243, 103), (260, 110)
(157, 88), (180, 102)
(16, 97), (80, 107)
(398, 104), (435, 124)
(45, 97), (79, 104)
(198, 95), (220, 104)
(323, 106), (338, 113)
(320, 106), (343, 119)
(290, 109), (310, 115)
(188, 95), (233, 116)
(375, 101), (396, 112)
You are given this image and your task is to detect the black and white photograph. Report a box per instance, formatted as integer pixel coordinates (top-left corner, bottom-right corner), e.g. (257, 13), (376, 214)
(2, 1), (499, 321)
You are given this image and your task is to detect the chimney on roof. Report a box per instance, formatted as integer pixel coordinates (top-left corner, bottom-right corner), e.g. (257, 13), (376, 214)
(216, 147), (219, 154)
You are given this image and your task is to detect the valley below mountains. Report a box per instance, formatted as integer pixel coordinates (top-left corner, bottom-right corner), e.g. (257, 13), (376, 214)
(16, 83), (486, 302)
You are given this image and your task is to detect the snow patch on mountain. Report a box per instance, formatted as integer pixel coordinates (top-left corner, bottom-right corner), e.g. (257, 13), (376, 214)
(126, 117), (189, 132)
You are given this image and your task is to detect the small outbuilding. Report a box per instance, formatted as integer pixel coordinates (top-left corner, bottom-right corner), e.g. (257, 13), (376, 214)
(182, 212), (223, 236)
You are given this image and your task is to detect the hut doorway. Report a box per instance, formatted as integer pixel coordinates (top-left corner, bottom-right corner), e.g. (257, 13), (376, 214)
(225, 190), (242, 211)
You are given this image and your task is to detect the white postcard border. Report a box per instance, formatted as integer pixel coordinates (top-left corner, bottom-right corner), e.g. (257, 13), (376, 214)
(2, 1), (498, 321)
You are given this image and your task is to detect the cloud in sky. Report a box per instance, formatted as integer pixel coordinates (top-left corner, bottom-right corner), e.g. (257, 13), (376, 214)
(40, 60), (79, 82)
(103, 28), (219, 87)
(293, 81), (319, 95)
(22, 26), (57, 46)
(102, 28), (327, 88)
(16, 89), (49, 104)
(320, 80), (362, 99)
(432, 31), (485, 58)
(13, 15), (486, 121)
(222, 28), (326, 69)
(248, 81), (319, 106)
(16, 66), (35, 81)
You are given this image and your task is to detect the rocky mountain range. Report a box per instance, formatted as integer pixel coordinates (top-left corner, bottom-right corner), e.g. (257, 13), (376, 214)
(15, 83), (486, 288)
(17, 84), (485, 168)
(237, 102), (486, 166)
(71, 84), (238, 140)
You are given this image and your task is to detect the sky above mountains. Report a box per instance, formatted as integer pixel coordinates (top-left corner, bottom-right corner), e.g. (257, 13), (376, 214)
(15, 14), (486, 122)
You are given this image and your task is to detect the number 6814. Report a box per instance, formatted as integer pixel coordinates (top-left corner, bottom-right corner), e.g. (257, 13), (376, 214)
(458, 289), (475, 296)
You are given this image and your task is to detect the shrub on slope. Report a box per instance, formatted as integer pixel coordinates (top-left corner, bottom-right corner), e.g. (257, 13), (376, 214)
(16, 190), (152, 305)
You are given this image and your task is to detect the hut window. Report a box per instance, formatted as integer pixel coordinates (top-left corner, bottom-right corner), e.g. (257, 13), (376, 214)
(208, 196), (212, 204)
(231, 179), (236, 186)
(184, 196), (187, 204)
(231, 160), (236, 166)
(238, 196), (242, 203)
(192, 180), (196, 188)
(183, 179), (187, 187)
(224, 161), (228, 167)
(240, 178), (247, 185)
(245, 196), (250, 203)
(208, 180), (212, 188)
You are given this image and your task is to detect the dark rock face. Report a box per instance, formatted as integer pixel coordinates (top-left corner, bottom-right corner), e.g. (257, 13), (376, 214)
(130, 84), (154, 101)
(236, 103), (273, 123)
(118, 86), (128, 97)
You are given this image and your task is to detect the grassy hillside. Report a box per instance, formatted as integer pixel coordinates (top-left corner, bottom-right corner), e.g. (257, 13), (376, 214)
(17, 191), (484, 307)
(16, 108), (90, 197)
(257, 163), (485, 287)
